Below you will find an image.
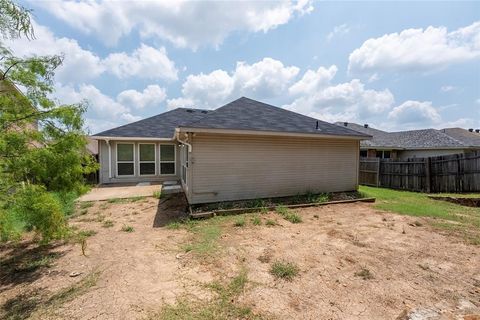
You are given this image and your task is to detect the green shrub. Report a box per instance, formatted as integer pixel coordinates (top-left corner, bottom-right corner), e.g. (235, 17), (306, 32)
(270, 261), (299, 281)
(13, 184), (67, 242)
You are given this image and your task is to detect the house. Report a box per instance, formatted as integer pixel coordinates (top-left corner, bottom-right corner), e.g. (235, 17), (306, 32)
(335, 122), (480, 160)
(92, 97), (370, 204)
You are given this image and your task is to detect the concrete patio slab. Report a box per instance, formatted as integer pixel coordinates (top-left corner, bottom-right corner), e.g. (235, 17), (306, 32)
(78, 184), (162, 202)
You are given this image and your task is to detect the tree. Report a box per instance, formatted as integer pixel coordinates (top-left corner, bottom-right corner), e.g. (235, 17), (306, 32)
(0, 0), (98, 241)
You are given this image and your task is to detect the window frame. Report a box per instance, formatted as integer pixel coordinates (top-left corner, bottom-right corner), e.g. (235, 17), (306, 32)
(116, 142), (135, 177)
(138, 143), (157, 176)
(159, 143), (176, 176)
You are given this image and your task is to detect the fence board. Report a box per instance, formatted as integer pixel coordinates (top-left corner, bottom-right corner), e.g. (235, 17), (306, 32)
(359, 151), (480, 193)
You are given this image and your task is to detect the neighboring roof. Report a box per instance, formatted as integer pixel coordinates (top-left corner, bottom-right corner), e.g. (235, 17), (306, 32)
(93, 108), (210, 138)
(336, 122), (480, 150)
(180, 97), (369, 138)
(94, 97), (370, 139)
(441, 128), (480, 148)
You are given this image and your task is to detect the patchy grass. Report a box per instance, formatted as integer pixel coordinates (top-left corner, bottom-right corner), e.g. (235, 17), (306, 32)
(355, 267), (374, 280)
(153, 269), (263, 320)
(360, 186), (480, 244)
(233, 217), (246, 227)
(275, 206), (302, 224)
(107, 196), (145, 204)
(78, 230), (97, 238)
(78, 202), (94, 210)
(265, 219), (277, 226)
(153, 190), (162, 199)
(251, 215), (261, 226)
(270, 261), (299, 281)
(102, 220), (114, 228)
(181, 219), (222, 256)
(121, 225), (134, 233)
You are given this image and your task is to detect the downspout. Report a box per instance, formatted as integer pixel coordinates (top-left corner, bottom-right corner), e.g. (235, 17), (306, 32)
(176, 132), (192, 152)
(105, 139), (112, 179)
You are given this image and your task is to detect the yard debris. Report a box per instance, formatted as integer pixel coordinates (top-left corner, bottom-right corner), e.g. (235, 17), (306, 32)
(69, 271), (82, 277)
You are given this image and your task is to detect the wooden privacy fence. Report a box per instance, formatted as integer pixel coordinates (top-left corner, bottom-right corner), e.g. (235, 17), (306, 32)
(359, 151), (480, 193)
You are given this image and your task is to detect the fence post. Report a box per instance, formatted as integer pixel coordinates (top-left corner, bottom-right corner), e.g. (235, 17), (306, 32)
(425, 157), (431, 193)
(376, 158), (381, 187)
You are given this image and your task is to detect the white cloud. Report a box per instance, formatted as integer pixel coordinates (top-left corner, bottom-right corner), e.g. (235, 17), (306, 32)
(348, 21), (480, 74)
(440, 85), (457, 92)
(104, 44), (177, 80)
(177, 58), (299, 108)
(289, 65), (338, 95)
(7, 22), (177, 83)
(326, 24), (350, 42)
(388, 100), (441, 125)
(117, 85), (167, 109)
(36, 0), (313, 49)
(166, 97), (195, 110)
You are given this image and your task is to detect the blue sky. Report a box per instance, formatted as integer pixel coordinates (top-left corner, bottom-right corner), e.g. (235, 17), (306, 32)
(10, 1), (480, 133)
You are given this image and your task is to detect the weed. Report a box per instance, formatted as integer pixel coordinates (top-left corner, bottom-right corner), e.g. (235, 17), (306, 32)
(121, 225), (134, 232)
(265, 219), (277, 226)
(355, 267), (374, 280)
(251, 215), (261, 226)
(102, 220), (114, 228)
(79, 202), (94, 210)
(78, 230), (96, 237)
(275, 205), (289, 216)
(153, 190), (162, 199)
(234, 217), (246, 227)
(270, 261), (299, 281)
(285, 213), (302, 224)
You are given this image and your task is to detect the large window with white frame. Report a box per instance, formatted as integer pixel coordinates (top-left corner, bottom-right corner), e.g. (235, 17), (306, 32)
(160, 144), (175, 175)
(117, 143), (134, 176)
(139, 143), (156, 175)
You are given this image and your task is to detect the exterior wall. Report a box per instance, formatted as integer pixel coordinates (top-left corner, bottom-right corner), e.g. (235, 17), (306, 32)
(398, 149), (467, 160)
(98, 140), (180, 184)
(187, 133), (359, 204)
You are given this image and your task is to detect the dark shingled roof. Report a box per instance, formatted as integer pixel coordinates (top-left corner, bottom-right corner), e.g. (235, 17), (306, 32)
(94, 108), (210, 138)
(94, 97), (370, 139)
(441, 128), (480, 147)
(335, 122), (478, 149)
(181, 97), (369, 137)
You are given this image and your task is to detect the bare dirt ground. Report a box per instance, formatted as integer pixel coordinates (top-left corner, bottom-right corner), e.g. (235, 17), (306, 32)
(1, 195), (479, 320)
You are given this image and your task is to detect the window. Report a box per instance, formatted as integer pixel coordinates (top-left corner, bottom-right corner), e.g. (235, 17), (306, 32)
(360, 150), (367, 158)
(139, 144), (156, 175)
(160, 144), (175, 175)
(117, 143), (134, 176)
(376, 150), (392, 159)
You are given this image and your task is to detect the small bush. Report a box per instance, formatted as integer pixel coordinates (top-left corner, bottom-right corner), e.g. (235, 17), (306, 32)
(102, 220), (114, 228)
(270, 261), (299, 281)
(251, 215), (261, 226)
(121, 225), (134, 232)
(234, 217), (245, 227)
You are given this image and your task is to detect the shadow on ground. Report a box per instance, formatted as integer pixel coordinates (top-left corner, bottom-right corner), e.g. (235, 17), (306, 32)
(0, 241), (67, 294)
(153, 193), (189, 227)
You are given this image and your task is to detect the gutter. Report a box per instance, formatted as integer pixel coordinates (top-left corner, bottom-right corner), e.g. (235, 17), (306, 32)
(105, 139), (112, 179)
(92, 136), (173, 141)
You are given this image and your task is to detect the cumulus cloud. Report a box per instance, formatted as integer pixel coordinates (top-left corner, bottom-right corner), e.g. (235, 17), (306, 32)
(388, 100), (441, 126)
(35, 0), (313, 49)
(285, 65), (395, 122)
(117, 85), (167, 109)
(174, 58), (299, 108)
(326, 24), (350, 42)
(104, 44), (177, 80)
(348, 21), (480, 74)
(7, 22), (177, 83)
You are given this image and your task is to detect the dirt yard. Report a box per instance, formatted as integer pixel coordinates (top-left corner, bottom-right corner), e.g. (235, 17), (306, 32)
(1, 195), (479, 320)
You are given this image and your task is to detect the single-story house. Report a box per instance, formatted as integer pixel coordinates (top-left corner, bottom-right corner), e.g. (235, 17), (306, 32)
(335, 122), (480, 160)
(92, 97), (370, 204)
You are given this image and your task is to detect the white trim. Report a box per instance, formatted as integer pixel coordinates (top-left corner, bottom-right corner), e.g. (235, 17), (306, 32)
(116, 142), (135, 177)
(176, 127), (370, 140)
(92, 136), (174, 141)
(159, 143), (176, 176)
(138, 143), (157, 176)
(105, 140), (112, 179)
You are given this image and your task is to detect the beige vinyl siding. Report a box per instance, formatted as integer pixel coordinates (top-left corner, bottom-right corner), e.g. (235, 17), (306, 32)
(98, 140), (180, 184)
(188, 134), (359, 204)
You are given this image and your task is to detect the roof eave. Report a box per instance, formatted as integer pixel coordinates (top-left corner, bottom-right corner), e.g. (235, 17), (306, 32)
(176, 127), (370, 140)
(91, 135), (175, 141)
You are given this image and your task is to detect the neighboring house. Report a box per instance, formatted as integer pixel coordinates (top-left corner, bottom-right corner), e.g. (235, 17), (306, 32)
(335, 122), (480, 160)
(92, 97), (369, 204)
